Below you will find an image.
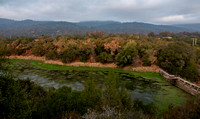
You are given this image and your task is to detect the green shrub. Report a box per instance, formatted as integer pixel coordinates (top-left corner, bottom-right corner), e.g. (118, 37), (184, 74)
(0, 74), (30, 119)
(0, 44), (11, 57)
(0, 74), (48, 119)
(142, 55), (151, 66)
(62, 49), (77, 63)
(103, 72), (131, 110)
(95, 45), (105, 55)
(116, 44), (138, 67)
(157, 42), (198, 79)
(97, 52), (114, 63)
(45, 50), (58, 60)
(15, 48), (24, 55)
(163, 97), (200, 119)
(81, 73), (102, 110)
(32, 46), (45, 56)
(182, 59), (198, 81)
(45, 86), (84, 118)
(32, 39), (56, 57)
(79, 53), (89, 62)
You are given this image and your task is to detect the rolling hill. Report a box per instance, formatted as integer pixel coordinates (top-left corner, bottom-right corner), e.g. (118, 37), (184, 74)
(0, 18), (199, 37)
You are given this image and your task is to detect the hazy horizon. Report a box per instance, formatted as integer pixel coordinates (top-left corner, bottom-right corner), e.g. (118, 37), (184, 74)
(0, 0), (200, 25)
(1, 17), (200, 26)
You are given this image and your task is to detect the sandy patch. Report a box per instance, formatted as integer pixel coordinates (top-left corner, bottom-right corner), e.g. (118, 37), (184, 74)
(131, 65), (159, 72)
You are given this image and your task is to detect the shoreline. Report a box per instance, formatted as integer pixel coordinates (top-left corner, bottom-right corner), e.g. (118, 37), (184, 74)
(7, 55), (160, 72)
(7, 55), (200, 91)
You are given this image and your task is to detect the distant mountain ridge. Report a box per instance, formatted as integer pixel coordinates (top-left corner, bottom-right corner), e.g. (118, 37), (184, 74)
(0, 18), (199, 37)
(174, 24), (200, 32)
(76, 21), (121, 27)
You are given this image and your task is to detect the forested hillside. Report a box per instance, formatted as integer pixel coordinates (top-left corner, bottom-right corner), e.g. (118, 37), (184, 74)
(0, 18), (200, 37)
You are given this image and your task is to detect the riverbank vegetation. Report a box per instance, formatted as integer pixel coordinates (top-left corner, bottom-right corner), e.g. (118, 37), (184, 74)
(1, 32), (200, 82)
(1, 32), (200, 118)
(0, 62), (199, 119)
(1, 58), (193, 116)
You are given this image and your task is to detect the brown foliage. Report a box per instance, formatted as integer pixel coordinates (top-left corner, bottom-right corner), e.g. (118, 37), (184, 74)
(104, 39), (121, 55)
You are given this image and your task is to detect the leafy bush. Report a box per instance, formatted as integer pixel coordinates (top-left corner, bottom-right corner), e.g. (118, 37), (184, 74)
(61, 40), (79, 63)
(103, 72), (131, 110)
(78, 43), (91, 62)
(97, 52), (114, 63)
(157, 42), (198, 79)
(15, 48), (24, 55)
(32, 39), (56, 56)
(0, 74), (30, 119)
(0, 44), (11, 57)
(163, 97), (200, 119)
(0, 74), (48, 119)
(45, 86), (84, 118)
(79, 53), (90, 62)
(45, 50), (58, 60)
(81, 73), (102, 110)
(94, 39), (105, 55)
(116, 43), (138, 67)
(182, 59), (198, 81)
(142, 55), (151, 66)
(95, 45), (105, 56)
(62, 49), (77, 63)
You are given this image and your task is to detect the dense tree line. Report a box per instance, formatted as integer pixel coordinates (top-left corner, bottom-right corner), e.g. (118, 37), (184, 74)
(157, 42), (198, 80)
(0, 32), (200, 82)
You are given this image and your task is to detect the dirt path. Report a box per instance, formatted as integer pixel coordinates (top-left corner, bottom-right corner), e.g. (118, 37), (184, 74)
(8, 55), (159, 72)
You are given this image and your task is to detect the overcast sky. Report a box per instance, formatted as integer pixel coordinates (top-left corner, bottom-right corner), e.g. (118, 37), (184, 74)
(0, 0), (200, 24)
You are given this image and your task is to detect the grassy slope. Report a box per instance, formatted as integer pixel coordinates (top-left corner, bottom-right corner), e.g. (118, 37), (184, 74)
(9, 59), (193, 112)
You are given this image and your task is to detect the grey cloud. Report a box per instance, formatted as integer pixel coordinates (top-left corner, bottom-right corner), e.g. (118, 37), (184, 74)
(0, 0), (200, 24)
